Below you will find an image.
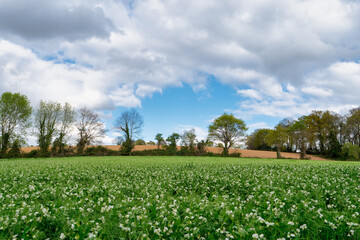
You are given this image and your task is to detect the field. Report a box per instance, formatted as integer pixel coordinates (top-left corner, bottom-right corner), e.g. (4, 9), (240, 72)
(20, 145), (328, 160)
(0, 157), (359, 239)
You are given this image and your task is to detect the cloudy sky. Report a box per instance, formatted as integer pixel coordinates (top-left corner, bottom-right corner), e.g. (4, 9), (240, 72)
(1, 0), (360, 144)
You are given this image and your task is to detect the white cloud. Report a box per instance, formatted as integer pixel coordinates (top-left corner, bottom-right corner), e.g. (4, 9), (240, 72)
(0, 0), (360, 122)
(301, 87), (333, 97)
(109, 85), (141, 108)
(237, 89), (262, 101)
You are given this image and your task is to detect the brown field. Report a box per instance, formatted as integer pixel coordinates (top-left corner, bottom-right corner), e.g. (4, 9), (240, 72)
(20, 145), (328, 160)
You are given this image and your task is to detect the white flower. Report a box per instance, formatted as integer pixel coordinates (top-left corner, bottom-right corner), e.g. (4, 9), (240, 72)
(59, 233), (66, 239)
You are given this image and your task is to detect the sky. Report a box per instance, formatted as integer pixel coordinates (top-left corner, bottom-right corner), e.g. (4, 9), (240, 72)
(1, 0), (360, 145)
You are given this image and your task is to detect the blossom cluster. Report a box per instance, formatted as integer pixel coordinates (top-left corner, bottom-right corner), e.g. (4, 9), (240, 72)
(0, 156), (359, 239)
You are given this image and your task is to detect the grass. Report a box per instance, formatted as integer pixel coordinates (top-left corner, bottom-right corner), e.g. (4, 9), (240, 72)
(0, 156), (360, 239)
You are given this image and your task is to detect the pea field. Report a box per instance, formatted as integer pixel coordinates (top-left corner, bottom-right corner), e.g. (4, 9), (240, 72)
(1, 156), (360, 239)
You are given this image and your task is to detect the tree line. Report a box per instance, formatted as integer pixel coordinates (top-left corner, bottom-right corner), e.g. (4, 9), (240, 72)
(0, 92), (248, 158)
(246, 109), (360, 160)
(4, 91), (358, 160)
(0, 92), (108, 158)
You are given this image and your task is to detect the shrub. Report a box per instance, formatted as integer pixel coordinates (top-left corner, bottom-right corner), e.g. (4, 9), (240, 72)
(341, 143), (360, 161)
(6, 140), (22, 158)
(132, 149), (168, 156)
(83, 146), (118, 156)
(24, 150), (39, 158)
(228, 152), (241, 158)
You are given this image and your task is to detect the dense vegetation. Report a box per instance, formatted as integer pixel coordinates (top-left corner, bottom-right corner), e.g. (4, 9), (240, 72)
(246, 110), (360, 160)
(0, 156), (359, 239)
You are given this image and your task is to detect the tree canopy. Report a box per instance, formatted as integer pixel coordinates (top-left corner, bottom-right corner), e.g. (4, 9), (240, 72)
(208, 113), (247, 155)
(115, 109), (144, 155)
(0, 92), (32, 157)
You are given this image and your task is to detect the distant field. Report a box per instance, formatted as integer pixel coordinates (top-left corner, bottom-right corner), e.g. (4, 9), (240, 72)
(21, 145), (328, 160)
(0, 156), (359, 239)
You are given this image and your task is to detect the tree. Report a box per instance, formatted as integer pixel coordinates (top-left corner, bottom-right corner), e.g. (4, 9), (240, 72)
(35, 100), (62, 156)
(278, 118), (296, 152)
(346, 108), (360, 146)
(290, 117), (311, 159)
(0, 92), (32, 158)
(196, 139), (213, 155)
(76, 107), (106, 154)
(208, 113), (247, 155)
(114, 109), (144, 155)
(246, 129), (272, 151)
(7, 139), (22, 158)
(265, 124), (287, 159)
(181, 128), (197, 151)
(155, 133), (165, 149)
(135, 139), (146, 145)
(328, 130), (341, 158)
(52, 103), (76, 156)
(166, 133), (180, 153)
(342, 142), (360, 161)
(147, 141), (156, 145)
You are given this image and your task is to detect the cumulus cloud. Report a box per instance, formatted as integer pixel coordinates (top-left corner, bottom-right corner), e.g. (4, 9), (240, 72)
(0, 40), (138, 109)
(1, 0), (360, 121)
(0, 0), (113, 41)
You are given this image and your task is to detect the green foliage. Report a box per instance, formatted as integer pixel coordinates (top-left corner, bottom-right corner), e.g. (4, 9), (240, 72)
(346, 108), (360, 146)
(265, 124), (287, 159)
(341, 143), (360, 161)
(6, 139), (22, 158)
(35, 101), (62, 156)
(155, 133), (165, 149)
(208, 113), (247, 155)
(328, 130), (342, 159)
(83, 146), (117, 156)
(51, 103), (76, 157)
(0, 92), (32, 158)
(246, 129), (272, 151)
(131, 149), (168, 156)
(166, 133), (180, 153)
(135, 139), (146, 145)
(181, 128), (197, 152)
(0, 157), (360, 239)
(120, 139), (134, 155)
(23, 150), (40, 158)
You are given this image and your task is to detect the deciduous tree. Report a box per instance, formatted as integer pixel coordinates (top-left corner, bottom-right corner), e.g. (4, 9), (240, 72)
(155, 133), (165, 149)
(52, 103), (76, 156)
(114, 109), (144, 155)
(35, 101), (62, 156)
(181, 128), (197, 151)
(266, 124), (287, 159)
(208, 113), (247, 155)
(246, 129), (272, 151)
(166, 133), (180, 153)
(76, 107), (106, 154)
(0, 92), (32, 158)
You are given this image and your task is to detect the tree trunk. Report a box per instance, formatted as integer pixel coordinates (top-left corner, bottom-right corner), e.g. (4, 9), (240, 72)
(1, 133), (10, 158)
(300, 141), (307, 159)
(276, 146), (282, 159)
(223, 141), (229, 156)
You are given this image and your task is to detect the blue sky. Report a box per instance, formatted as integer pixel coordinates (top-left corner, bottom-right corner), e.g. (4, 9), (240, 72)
(111, 79), (288, 142)
(1, 0), (360, 145)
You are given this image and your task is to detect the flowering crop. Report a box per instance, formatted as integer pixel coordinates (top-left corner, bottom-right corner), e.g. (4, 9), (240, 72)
(0, 156), (359, 239)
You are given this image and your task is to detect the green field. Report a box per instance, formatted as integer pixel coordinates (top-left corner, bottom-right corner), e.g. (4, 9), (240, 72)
(1, 157), (360, 239)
